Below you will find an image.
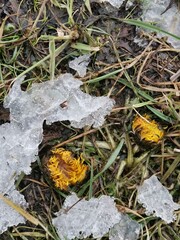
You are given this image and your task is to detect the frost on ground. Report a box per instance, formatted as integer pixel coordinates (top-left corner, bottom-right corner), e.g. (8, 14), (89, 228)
(0, 73), (114, 233)
(137, 175), (180, 223)
(69, 54), (91, 77)
(141, 0), (180, 48)
(52, 193), (141, 240)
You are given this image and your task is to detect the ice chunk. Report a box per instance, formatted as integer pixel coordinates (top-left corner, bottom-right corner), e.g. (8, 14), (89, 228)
(0, 189), (28, 234)
(141, 0), (180, 48)
(4, 74), (114, 128)
(0, 73), (114, 233)
(109, 214), (140, 240)
(137, 175), (180, 223)
(69, 54), (91, 77)
(52, 193), (121, 239)
(52, 193), (141, 240)
(0, 122), (41, 191)
(64, 88), (114, 128)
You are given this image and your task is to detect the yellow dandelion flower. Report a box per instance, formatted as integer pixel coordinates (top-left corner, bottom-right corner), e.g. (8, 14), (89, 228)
(132, 114), (164, 144)
(47, 148), (88, 190)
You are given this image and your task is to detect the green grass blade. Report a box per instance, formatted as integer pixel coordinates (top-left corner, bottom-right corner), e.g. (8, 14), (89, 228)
(147, 105), (173, 123)
(96, 138), (124, 177)
(86, 68), (123, 84)
(118, 78), (154, 101)
(122, 19), (180, 41)
(71, 42), (100, 52)
(78, 138), (125, 196)
(88, 162), (94, 199)
(15, 40), (70, 80)
(49, 39), (56, 80)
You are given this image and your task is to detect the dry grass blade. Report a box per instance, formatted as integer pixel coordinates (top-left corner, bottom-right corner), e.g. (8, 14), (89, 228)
(0, 194), (39, 225)
(53, 128), (98, 148)
(0, 194), (55, 239)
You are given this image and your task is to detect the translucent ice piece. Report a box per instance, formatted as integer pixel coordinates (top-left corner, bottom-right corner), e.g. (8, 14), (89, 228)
(52, 193), (141, 240)
(142, 0), (180, 48)
(0, 189), (27, 234)
(4, 74), (114, 128)
(69, 54), (91, 77)
(137, 175), (180, 223)
(52, 193), (121, 239)
(0, 122), (41, 190)
(0, 73), (114, 233)
(109, 214), (140, 240)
